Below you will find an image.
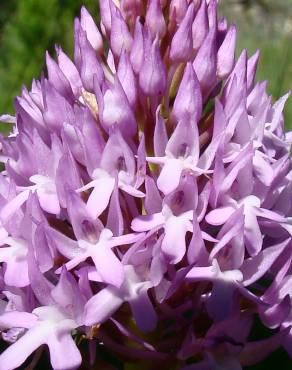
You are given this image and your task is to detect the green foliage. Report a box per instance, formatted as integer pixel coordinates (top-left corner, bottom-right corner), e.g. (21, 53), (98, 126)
(0, 0), (290, 130)
(219, 0), (292, 130)
(0, 0), (98, 115)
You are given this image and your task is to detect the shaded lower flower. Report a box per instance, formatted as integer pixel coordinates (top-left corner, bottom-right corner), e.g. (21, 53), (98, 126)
(0, 307), (81, 370)
(0, 266), (86, 370)
(85, 265), (157, 333)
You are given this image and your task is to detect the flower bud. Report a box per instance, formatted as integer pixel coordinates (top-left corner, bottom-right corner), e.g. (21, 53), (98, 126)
(145, 0), (166, 39)
(80, 6), (103, 54)
(139, 33), (166, 97)
(170, 4), (195, 62)
(172, 63), (202, 124)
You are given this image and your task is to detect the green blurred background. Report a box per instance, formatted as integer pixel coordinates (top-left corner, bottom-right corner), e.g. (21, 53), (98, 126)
(0, 0), (290, 129)
(220, 0), (292, 131)
(0, 0), (291, 369)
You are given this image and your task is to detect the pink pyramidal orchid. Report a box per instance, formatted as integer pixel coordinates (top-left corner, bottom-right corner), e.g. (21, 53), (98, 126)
(0, 1), (291, 369)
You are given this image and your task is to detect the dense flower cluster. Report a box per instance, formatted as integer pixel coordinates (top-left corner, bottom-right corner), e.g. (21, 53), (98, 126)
(0, 0), (291, 369)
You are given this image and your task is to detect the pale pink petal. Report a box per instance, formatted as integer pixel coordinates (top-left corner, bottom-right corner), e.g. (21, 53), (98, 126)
(119, 183), (145, 197)
(47, 332), (82, 370)
(0, 247), (11, 261)
(86, 177), (115, 218)
(37, 190), (60, 215)
(91, 245), (124, 287)
(0, 190), (30, 222)
(205, 206), (235, 226)
(244, 209), (263, 256)
(146, 156), (166, 165)
(64, 252), (90, 271)
(76, 179), (96, 192)
(109, 233), (144, 248)
(186, 265), (216, 281)
(254, 207), (287, 223)
(46, 227), (81, 260)
(4, 258), (29, 287)
(131, 213), (164, 232)
(0, 325), (48, 370)
(210, 209), (244, 260)
(157, 158), (183, 195)
(162, 216), (188, 264)
(253, 153), (274, 186)
(0, 312), (37, 329)
(85, 288), (123, 326)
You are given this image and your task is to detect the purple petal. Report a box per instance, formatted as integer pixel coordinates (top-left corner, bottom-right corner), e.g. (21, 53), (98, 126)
(110, 2), (133, 57)
(206, 206), (235, 226)
(0, 326), (47, 370)
(79, 29), (104, 91)
(193, 26), (216, 96)
(4, 255), (29, 288)
(241, 238), (290, 286)
(247, 50), (260, 92)
(192, 0), (209, 51)
(85, 288), (123, 326)
(154, 108), (168, 157)
(45, 226), (81, 260)
(145, 0), (166, 39)
(117, 52), (137, 108)
(80, 6), (103, 53)
(172, 64), (202, 124)
(86, 177), (115, 218)
(91, 245), (124, 287)
(187, 216), (208, 265)
(47, 332), (82, 370)
(240, 329), (290, 367)
(186, 264), (216, 281)
(210, 207), (244, 260)
(145, 175), (163, 214)
(51, 267), (85, 319)
(101, 77), (137, 137)
(0, 312), (37, 329)
(27, 248), (54, 306)
(260, 295), (290, 329)
(170, 4), (194, 62)
(129, 290), (157, 332)
(157, 159), (183, 195)
(67, 190), (101, 241)
(130, 19), (144, 74)
(46, 51), (74, 102)
(162, 216), (188, 264)
(56, 46), (82, 96)
(207, 280), (236, 322)
(131, 213), (164, 232)
(106, 184), (124, 236)
(0, 190), (30, 223)
(216, 25), (236, 79)
(139, 33), (166, 97)
(244, 207), (263, 256)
